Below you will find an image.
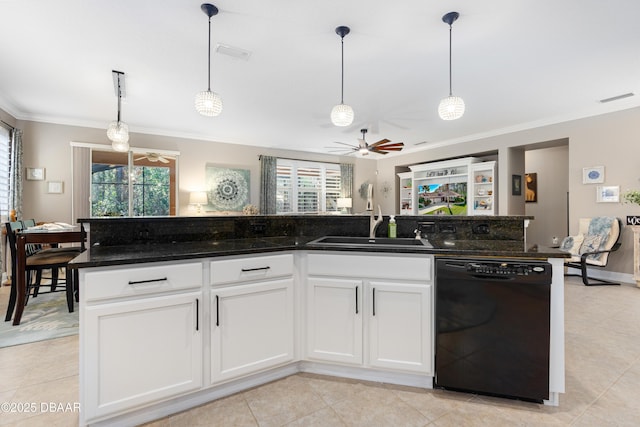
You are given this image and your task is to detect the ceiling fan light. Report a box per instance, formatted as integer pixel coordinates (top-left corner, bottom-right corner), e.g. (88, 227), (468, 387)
(331, 103), (354, 127)
(107, 120), (130, 151)
(195, 90), (223, 116)
(438, 96), (465, 120)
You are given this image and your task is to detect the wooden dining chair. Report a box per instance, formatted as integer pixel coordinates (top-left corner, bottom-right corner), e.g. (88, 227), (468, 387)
(4, 222), (82, 322)
(20, 219), (83, 297)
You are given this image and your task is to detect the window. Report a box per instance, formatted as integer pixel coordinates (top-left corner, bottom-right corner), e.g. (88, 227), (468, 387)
(0, 127), (10, 218)
(276, 159), (341, 214)
(91, 150), (177, 217)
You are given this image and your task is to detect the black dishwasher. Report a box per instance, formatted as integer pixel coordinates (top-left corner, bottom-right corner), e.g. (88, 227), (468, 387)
(435, 258), (552, 403)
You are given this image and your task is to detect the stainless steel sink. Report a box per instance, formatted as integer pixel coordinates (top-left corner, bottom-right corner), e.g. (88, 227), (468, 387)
(308, 236), (433, 249)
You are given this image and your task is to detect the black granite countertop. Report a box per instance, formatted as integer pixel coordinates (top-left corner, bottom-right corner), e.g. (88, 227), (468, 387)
(69, 236), (568, 269)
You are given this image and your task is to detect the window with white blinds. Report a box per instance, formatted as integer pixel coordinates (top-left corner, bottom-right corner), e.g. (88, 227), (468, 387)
(0, 127), (10, 218)
(276, 159), (341, 214)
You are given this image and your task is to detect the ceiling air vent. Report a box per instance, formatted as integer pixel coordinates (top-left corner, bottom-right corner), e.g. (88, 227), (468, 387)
(215, 44), (251, 61)
(599, 92), (634, 103)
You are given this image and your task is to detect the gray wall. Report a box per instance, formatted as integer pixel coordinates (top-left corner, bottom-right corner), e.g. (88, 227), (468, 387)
(524, 145), (569, 247)
(17, 120), (376, 220)
(376, 107), (640, 278)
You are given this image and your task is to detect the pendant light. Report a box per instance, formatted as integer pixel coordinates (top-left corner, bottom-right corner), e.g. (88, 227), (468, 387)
(438, 11), (465, 121)
(107, 70), (130, 152)
(330, 26), (354, 127)
(195, 3), (223, 117)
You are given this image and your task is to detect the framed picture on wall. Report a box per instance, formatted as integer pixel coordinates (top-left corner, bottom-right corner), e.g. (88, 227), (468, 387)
(596, 185), (620, 203)
(525, 173), (537, 202)
(512, 175), (522, 196)
(582, 166), (605, 184)
(47, 181), (64, 194)
(26, 167), (45, 181)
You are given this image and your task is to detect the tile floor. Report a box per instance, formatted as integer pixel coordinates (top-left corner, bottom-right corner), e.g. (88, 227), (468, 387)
(1, 277), (640, 426)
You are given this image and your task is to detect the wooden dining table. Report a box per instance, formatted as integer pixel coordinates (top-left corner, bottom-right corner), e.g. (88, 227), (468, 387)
(12, 226), (86, 326)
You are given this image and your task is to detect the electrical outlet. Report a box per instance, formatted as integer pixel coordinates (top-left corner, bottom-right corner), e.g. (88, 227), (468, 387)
(418, 221), (436, 233)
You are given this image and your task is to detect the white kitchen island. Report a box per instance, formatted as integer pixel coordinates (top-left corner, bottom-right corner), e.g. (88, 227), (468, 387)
(76, 245), (565, 426)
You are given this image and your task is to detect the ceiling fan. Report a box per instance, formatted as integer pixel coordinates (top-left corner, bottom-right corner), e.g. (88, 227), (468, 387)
(134, 152), (171, 163)
(328, 129), (404, 156)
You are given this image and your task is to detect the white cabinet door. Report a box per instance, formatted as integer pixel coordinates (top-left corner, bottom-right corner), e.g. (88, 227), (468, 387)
(368, 281), (433, 374)
(84, 292), (202, 420)
(306, 277), (363, 365)
(211, 278), (294, 383)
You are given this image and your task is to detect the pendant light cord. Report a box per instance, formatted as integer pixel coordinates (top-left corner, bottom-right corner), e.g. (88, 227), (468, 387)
(207, 16), (212, 91)
(448, 24), (453, 97)
(340, 35), (345, 104)
(116, 74), (122, 123)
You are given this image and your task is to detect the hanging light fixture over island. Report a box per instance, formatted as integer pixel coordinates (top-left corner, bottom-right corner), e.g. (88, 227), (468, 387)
(195, 3), (223, 117)
(106, 70), (130, 152)
(438, 11), (465, 121)
(330, 26), (354, 127)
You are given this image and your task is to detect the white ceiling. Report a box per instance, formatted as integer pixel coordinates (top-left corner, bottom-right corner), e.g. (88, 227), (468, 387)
(1, 0), (639, 156)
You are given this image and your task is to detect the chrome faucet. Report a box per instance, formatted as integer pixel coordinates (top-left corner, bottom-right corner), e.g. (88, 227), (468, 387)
(369, 205), (383, 240)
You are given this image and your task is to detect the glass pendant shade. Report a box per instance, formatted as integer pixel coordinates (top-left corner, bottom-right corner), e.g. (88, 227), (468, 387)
(330, 103), (354, 127)
(438, 95), (465, 120)
(195, 90), (223, 117)
(107, 120), (130, 152)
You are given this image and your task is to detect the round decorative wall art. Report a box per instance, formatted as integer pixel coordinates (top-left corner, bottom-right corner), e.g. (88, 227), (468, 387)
(206, 166), (250, 211)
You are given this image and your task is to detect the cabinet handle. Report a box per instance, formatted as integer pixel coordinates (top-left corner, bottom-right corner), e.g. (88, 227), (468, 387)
(372, 287), (376, 316)
(355, 286), (359, 314)
(128, 277), (167, 285)
(215, 295), (219, 327)
(195, 298), (199, 331)
(241, 266), (271, 272)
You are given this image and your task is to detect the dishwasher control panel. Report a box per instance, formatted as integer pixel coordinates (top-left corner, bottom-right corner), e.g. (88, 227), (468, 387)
(466, 261), (549, 276)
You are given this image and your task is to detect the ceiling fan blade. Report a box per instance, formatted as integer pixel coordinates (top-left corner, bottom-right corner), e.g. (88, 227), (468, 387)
(368, 138), (391, 148)
(375, 143), (404, 151)
(368, 148), (388, 155)
(159, 157), (170, 163)
(134, 156), (145, 161)
(326, 147), (354, 152)
(333, 141), (359, 148)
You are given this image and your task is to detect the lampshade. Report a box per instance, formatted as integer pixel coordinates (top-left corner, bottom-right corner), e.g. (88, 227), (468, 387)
(195, 90), (223, 117)
(331, 103), (354, 127)
(438, 96), (465, 121)
(107, 120), (130, 152)
(337, 197), (352, 208)
(189, 191), (208, 205)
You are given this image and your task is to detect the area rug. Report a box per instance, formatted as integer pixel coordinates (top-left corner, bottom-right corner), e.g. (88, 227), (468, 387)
(0, 291), (78, 348)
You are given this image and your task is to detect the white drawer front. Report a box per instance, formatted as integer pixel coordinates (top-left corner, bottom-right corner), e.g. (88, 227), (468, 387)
(84, 262), (203, 301)
(307, 252), (432, 282)
(211, 253), (294, 286)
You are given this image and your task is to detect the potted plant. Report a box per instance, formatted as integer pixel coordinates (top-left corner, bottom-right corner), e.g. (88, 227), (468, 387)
(622, 190), (640, 227)
(622, 189), (640, 206)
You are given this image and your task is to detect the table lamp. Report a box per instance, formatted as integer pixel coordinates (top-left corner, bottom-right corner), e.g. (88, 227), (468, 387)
(337, 197), (352, 214)
(189, 191), (208, 215)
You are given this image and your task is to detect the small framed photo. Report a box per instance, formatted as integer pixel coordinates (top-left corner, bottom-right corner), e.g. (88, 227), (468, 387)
(47, 181), (64, 194)
(26, 167), (45, 181)
(512, 174), (522, 196)
(583, 166), (605, 184)
(596, 185), (620, 203)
